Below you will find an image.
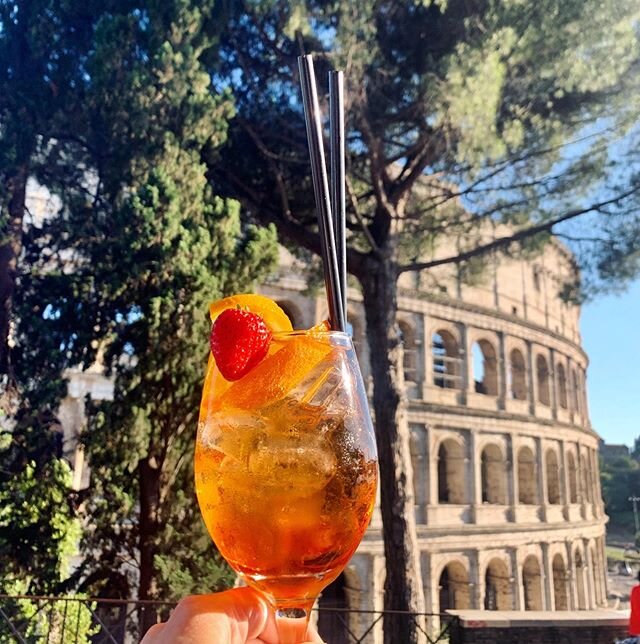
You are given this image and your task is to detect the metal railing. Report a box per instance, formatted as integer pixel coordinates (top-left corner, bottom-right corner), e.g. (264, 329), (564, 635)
(0, 595), (459, 644)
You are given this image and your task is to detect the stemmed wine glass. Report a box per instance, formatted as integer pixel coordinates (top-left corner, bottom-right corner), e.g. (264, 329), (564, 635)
(195, 328), (378, 643)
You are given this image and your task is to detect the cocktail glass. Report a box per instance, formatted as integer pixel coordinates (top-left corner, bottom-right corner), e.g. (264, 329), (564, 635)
(195, 330), (378, 643)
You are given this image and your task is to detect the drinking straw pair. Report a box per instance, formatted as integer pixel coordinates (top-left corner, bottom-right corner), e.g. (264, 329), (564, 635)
(298, 55), (347, 332)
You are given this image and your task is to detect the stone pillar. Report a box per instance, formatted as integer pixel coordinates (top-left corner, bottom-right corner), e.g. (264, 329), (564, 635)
(536, 436), (548, 522)
(497, 331), (507, 410)
(459, 322), (469, 406)
(565, 542), (576, 611)
(469, 430), (481, 522)
(526, 340), (536, 416)
(549, 347), (558, 420)
(507, 434), (518, 522)
(422, 313), (431, 400)
(541, 543), (553, 610)
(471, 549), (482, 609)
(511, 548), (523, 610)
(559, 439), (570, 520)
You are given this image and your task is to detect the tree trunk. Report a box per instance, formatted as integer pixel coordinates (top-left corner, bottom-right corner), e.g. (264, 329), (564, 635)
(0, 165), (28, 378)
(138, 456), (161, 634)
(359, 257), (426, 644)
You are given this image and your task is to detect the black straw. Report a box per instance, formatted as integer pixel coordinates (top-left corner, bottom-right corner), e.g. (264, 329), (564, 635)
(329, 70), (347, 324)
(298, 55), (346, 332)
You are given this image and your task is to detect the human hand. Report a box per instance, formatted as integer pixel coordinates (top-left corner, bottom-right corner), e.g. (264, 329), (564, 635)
(141, 587), (324, 644)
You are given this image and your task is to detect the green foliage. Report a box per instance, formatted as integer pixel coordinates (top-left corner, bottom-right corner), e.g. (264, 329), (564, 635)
(600, 453), (640, 532)
(2, 0), (278, 603)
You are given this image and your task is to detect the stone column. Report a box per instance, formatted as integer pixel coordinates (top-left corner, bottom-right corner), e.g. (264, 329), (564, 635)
(507, 434), (518, 522)
(469, 430), (481, 523)
(536, 436), (548, 522)
(497, 331), (507, 411)
(373, 555), (385, 644)
(526, 340), (536, 416)
(541, 543), (553, 610)
(459, 322), (469, 406)
(565, 542), (576, 610)
(422, 313), (431, 400)
(471, 549), (482, 609)
(511, 548), (524, 610)
(549, 347), (558, 420)
(559, 439), (571, 520)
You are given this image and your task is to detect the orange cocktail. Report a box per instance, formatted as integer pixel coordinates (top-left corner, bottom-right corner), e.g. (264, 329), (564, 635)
(195, 296), (377, 613)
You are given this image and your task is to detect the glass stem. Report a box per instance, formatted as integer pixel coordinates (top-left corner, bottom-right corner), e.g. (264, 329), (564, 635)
(273, 602), (314, 644)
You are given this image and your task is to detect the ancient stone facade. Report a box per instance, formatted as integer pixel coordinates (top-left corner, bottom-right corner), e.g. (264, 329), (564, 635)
(260, 241), (607, 642)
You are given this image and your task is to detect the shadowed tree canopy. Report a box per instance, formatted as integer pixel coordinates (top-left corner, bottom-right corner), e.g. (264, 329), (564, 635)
(0, 0), (278, 618)
(205, 1), (640, 641)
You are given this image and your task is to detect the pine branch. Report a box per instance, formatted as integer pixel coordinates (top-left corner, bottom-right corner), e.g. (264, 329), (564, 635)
(398, 187), (640, 273)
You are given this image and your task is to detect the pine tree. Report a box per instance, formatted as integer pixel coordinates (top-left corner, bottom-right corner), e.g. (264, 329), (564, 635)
(207, 1), (640, 641)
(2, 0), (278, 623)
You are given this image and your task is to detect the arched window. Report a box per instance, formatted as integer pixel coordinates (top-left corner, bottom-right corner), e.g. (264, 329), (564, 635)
(517, 447), (538, 505)
(556, 362), (568, 409)
(432, 330), (460, 389)
(484, 559), (512, 610)
(546, 450), (561, 504)
(536, 354), (550, 406)
(552, 554), (568, 610)
(481, 445), (507, 505)
(522, 556), (543, 610)
(439, 562), (471, 611)
(399, 320), (418, 383)
(437, 439), (466, 504)
(472, 340), (498, 396)
(567, 452), (578, 503)
(509, 349), (527, 400)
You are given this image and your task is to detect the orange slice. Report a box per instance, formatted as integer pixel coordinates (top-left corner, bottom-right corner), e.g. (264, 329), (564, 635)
(209, 294), (293, 333)
(217, 335), (333, 410)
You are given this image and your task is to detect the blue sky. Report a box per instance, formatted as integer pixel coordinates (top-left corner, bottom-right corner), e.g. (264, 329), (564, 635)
(581, 279), (640, 448)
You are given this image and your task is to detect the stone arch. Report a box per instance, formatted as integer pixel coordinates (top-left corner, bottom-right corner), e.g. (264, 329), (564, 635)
(275, 299), (304, 329)
(481, 444), (507, 505)
(517, 446), (538, 505)
(472, 339), (498, 396)
(522, 555), (543, 611)
(398, 318), (419, 384)
(552, 553), (568, 610)
(438, 560), (471, 611)
(556, 362), (568, 409)
(546, 449), (561, 504)
(574, 547), (587, 609)
(432, 329), (461, 389)
(536, 353), (550, 406)
(567, 451), (578, 503)
(509, 348), (527, 400)
(437, 438), (466, 504)
(484, 558), (512, 610)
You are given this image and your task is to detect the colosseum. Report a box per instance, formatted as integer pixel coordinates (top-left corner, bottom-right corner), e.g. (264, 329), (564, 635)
(258, 236), (607, 636)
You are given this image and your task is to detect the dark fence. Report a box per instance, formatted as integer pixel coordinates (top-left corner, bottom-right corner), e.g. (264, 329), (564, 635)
(0, 595), (459, 644)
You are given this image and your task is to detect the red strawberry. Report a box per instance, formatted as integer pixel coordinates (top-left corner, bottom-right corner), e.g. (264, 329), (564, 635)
(210, 308), (273, 381)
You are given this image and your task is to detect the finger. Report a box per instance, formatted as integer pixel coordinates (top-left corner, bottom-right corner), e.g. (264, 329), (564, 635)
(258, 610), (325, 644)
(141, 622), (165, 642)
(140, 587), (269, 643)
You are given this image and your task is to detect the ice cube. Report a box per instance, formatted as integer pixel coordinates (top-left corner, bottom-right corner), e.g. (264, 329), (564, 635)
(247, 434), (337, 496)
(199, 410), (267, 463)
